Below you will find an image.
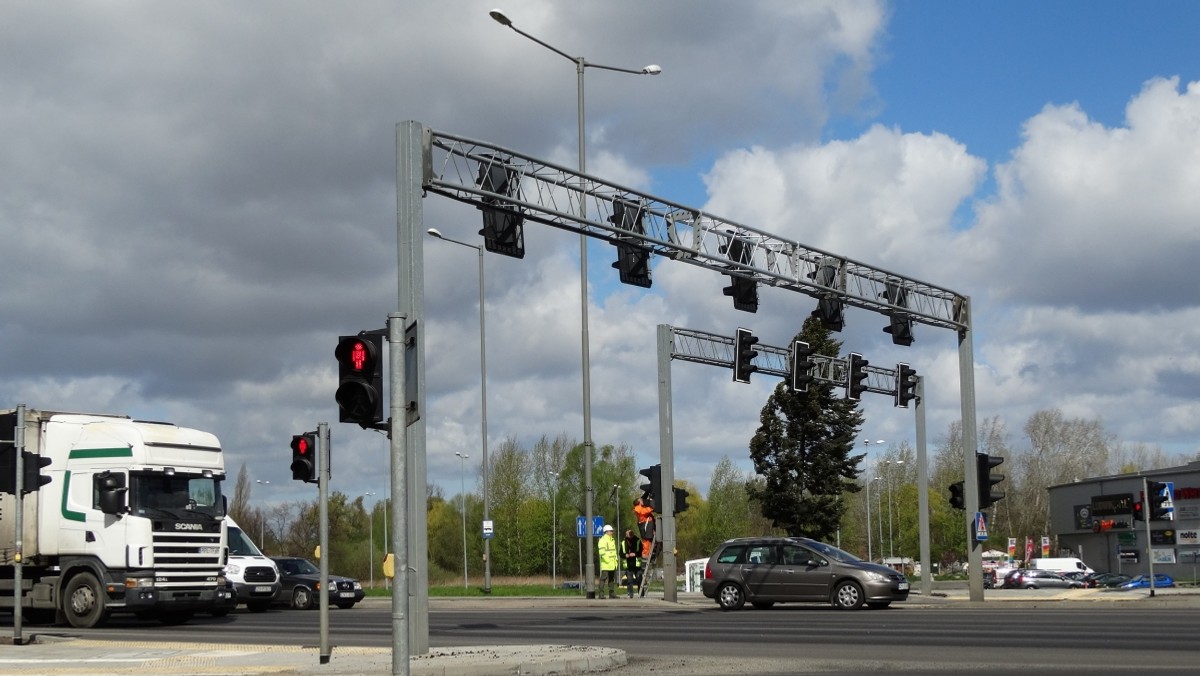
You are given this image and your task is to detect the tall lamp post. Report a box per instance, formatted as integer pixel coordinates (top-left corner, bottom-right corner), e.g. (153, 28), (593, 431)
(361, 492), (376, 588)
(455, 451), (470, 589)
(427, 228), (492, 592)
(255, 479), (270, 552)
(549, 471), (559, 590)
(861, 439), (885, 561)
(489, 8), (660, 599)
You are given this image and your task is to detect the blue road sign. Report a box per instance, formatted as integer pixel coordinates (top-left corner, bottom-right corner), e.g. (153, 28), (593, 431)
(576, 515), (604, 538)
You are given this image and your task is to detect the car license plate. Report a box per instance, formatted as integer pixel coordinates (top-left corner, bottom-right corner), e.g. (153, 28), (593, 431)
(898, 582), (910, 591)
(254, 586), (272, 593)
(339, 592), (355, 598)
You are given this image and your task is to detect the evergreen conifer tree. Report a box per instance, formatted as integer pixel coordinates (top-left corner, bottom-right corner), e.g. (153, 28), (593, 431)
(747, 315), (865, 539)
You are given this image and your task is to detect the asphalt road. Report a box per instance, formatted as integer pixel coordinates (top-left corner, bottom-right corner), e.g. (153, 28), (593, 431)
(13, 592), (1200, 674)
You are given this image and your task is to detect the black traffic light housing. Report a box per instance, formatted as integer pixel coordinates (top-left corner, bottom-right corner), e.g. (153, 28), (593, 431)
(673, 486), (691, 514)
(976, 453), (1006, 509)
(476, 155), (525, 259)
(639, 464), (662, 511)
(733, 328), (759, 384)
(1146, 480), (1172, 520)
(610, 198), (652, 288)
(335, 334), (384, 428)
(882, 280), (914, 346)
(948, 481), (966, 510)
(895, 363), (917, 408)
(808, 257), (844, 332)
(846, 352), (868, 400)
(1133, 501), (1145, 521)
(719, 231), (758, 313)
(790, 340), (816, 393)
(291, 432), (319, 483)
(0, 447), (52, 495)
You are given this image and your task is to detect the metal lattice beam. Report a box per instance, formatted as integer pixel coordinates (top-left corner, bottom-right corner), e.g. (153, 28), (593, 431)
(421, 128), (969, 333)
(669, 327), (903, 396)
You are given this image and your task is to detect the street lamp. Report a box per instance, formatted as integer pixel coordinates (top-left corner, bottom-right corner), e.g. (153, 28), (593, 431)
(360, 492), (376, 589)
(549, 471), (559, 590)
(255, 479), (270, 551)
(861, 440), (886, 561)
(883, 460), (905, 560)
(427, 227), (492, 592)
(455, 452), (470, 589)
(489, 8), (660, 599)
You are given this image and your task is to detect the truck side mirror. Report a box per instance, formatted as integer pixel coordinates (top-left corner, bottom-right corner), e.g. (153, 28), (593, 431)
(94, 470), (129, 515)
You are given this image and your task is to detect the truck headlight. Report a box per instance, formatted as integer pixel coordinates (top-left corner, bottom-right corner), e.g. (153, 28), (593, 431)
(125, 577), (155, 589)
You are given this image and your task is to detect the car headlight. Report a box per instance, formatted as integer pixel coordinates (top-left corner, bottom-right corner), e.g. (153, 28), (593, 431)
(863, 571), (889, 582)
(353, 581), (363, 590)
(225, 564), (241, 575)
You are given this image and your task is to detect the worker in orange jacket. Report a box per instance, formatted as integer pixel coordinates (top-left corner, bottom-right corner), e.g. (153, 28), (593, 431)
(633, 496), (656, 558)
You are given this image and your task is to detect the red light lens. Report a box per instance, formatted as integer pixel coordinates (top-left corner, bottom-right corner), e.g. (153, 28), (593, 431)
(296, 438), (309, 454)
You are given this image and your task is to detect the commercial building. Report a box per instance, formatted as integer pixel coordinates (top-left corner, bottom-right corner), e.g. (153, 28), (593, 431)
(1046, 461), (1200, 577)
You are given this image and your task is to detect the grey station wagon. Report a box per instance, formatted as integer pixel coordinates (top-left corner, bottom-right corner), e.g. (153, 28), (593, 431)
(701, 536), (909, 610)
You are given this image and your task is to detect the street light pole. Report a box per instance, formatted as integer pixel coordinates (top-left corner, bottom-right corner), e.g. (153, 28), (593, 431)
(549, 471), (559, 590)
(255, 479), (270, 552)
(455, 452), (469, 589)
(361, 492), (376, 589)
(489, 8), (660, 599)
(427, 228), (492, 592)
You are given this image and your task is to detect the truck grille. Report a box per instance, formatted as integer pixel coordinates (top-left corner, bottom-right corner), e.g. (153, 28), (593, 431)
(151, 530), (223, 589)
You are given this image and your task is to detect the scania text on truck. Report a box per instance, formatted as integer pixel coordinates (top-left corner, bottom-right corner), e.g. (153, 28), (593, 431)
(1, 409), (234, 627)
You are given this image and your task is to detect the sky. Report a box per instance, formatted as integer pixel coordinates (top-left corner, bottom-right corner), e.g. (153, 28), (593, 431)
(3, 1), (1199, 511)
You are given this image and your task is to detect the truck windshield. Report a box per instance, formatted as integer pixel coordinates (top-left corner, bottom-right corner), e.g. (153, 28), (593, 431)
(129, 472), (224, 520)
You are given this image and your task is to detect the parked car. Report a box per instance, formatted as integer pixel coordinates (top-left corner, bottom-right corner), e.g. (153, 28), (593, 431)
(271, 557), (365, 610)
(1118, 573), (1175, 590)
(1001, 568), (1083, 589)
(701, 536), (909, 611)
(1082, 572), (1131, 588)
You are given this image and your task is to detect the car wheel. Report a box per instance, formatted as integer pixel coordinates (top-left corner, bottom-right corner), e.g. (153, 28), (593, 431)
(64, 572), (110, 628)
(750, 601), (775, 610)
(832, 580), (864, 610)
(292, 586), (315, 610)
(716, 582), (745, 611)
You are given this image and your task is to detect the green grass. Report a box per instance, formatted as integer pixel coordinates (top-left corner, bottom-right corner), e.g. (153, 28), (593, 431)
(363, 579), (660, 598)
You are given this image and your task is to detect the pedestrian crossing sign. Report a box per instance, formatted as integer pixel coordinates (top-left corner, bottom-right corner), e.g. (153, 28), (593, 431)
(975, 512), (989, 542)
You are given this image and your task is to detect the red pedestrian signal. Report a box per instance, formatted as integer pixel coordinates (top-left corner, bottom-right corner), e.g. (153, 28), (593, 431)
(335, 334), (384, 427)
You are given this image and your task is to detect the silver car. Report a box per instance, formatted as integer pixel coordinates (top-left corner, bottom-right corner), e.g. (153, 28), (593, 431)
(701, 536), (910, 610)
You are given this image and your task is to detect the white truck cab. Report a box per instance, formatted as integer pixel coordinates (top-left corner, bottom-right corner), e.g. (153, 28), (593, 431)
(221, 516), (280, 613)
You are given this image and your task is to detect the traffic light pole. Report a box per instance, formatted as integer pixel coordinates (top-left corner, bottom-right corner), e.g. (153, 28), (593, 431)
(655, 325), (678, 602)
(914, 377), (932, 598)
(1142, 476), (1156, 597)
(958, 318), (985, 602)
(12, 404), (25, 644)
(318, 423), (330, 663)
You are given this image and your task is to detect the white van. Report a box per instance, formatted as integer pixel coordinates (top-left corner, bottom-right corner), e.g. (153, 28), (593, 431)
(221, 517), (281, 613)
(1028, 557), (1093, 576)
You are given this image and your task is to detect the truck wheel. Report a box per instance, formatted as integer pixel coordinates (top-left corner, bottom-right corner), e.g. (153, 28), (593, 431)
(64, 572), (110, 628)
(292, 586), (314, 610)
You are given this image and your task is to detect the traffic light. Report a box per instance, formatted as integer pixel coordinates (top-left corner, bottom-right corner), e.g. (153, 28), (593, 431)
(476, 156), (525, 259)
(0, 447), (51, 496)
(732, 328), (759, 384)
(790, 340), (816, 393)
(948, 481), (965, 510)
(673, 486), (691, 514)
(335, 334), (384, 427)
(894, 363), (917, 408)
(291, 432), (319, 483)
(609, 199), (652, 288)
(639, 464), (662, 511)
(976, 453), (1006, 509)
(1132, 501), (1144, 522)
(21, 451), (51, 494)
(881, 280), (914, 346)
(1147, 480), (1172, 520)
(846, 352), (868, 400)
(719, 231), (758, 313)
(808, 257), (844, 331)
